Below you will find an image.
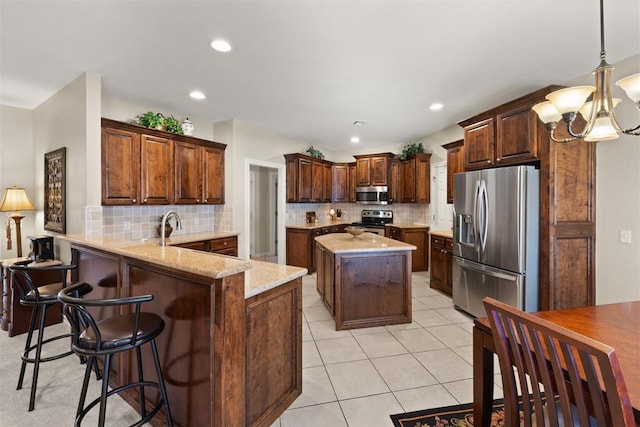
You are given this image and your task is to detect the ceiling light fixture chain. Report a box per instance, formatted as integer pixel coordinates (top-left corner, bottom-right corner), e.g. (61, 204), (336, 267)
(532, 0), (640, 143)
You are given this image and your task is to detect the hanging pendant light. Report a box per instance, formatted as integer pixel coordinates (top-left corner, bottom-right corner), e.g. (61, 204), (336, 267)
(532, 0), (640, 143)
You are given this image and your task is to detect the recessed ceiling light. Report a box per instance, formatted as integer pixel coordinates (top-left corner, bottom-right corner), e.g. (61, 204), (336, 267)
(429, 103), (444, 111)
(210, 39), (232, 52)
(350, 136), (360, 143)
(189, 91), (206, 100)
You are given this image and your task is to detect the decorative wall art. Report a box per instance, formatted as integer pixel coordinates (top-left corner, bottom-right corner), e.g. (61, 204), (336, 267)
(44, 147), (66, 233)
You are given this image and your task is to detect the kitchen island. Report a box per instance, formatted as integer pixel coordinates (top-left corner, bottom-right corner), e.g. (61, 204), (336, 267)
(315, 232), (416, 330)
(59, 234), (306, 427)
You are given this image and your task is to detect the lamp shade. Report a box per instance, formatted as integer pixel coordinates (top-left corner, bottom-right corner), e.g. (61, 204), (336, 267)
(0, 186), (35, 213)
(616, 73), (640, 103)
(532, 101), (562, 124)
(545, 86), (595, 114)
(584, 116), (620, 142)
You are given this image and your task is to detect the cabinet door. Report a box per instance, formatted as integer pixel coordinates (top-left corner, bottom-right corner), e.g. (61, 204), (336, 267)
(348, 163), (357, 202)
(332, 164), (348, 203)
(321, 248), (334, 314)
(400, 159), (416, 203)
(310, 229), (322, 273)
(323, 163), (332, 203)
(285, 157), (298, 202)
(464, 118), (495, 170)
(298, 158), (312, 202)
(389, 160), (400, 204)
(101, 126), (140, 205)
(286, 229), (312, 270)
(444, 140), (464, 204)
(402, 229), (428, 271)
(430, 236), (448, 292)
(140, 134), (173, 205)
(370, 156), (389, 186)
(174, 140), (200, 204)
(415, 155), (430, 204)
(315, 243), (324, 297)
(356, 158), (371, 186)
(496, 106), (538, 165)
(202, 146), (225, 204)
(311, 160), (324, 202)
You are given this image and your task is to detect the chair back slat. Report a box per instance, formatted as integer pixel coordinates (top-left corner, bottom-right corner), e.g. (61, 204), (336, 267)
(483, 297), (635, 427)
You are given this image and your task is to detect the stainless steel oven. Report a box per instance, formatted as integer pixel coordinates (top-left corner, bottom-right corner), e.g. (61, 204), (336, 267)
(352, 209), (393, 235)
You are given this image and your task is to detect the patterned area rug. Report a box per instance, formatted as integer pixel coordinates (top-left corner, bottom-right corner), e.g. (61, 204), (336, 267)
(390, 400), (507, 427)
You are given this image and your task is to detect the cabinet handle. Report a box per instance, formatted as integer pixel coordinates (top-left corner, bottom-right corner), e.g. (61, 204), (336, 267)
(496, 158), (501, 161)
(487, 160), (491, 163)
(132, 198), (136, 203)
(197, 198), (200, 202)
(224, 242), (227, 246)
(204, 199), (207, 203)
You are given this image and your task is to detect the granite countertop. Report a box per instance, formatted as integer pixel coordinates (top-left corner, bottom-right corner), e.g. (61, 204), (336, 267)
(315, 232), (416, 254)
(385, 223), (430, 229)
(429, 230), (453, 238)
(286, 221), (351, 230)
(60, 233), (307, 298)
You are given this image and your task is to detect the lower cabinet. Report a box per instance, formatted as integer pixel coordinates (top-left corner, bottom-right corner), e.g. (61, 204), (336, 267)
(286, 224), (349, 274)
(315, 243), (335, 313)
(174, 236), (238, 257)
(429, 234), (453, 296)
(385, 225), (429, 272)
(245, 278), (302, 427)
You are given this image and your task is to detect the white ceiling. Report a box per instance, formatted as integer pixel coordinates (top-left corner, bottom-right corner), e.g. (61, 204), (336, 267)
(1, 1), (639, 151)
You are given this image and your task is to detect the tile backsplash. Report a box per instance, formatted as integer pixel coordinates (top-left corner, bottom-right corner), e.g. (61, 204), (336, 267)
(285, 203), (430, 225)
(84, 204), (230, 240)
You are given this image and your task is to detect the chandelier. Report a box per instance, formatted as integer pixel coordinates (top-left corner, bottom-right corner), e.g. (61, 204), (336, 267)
(532, 0), (640, 143)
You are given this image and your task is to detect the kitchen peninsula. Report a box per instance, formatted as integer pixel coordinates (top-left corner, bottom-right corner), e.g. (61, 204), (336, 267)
(315, 232), (415, 330)
(59, 233), (306, 427)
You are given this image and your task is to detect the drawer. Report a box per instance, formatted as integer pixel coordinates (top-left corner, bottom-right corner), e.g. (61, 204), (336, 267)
(209, 236), (237, 252)
(431, 236), (446, 247)
(213, 247), (238, 257)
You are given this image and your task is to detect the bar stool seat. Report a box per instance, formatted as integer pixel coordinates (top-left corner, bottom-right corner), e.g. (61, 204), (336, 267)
(59, 283), (174, 427)
(9, 263), (92, 412)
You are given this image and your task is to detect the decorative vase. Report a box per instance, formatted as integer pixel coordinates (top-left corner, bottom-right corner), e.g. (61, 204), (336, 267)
(182, 118), (194, 136)
(156, 225), (173, 238)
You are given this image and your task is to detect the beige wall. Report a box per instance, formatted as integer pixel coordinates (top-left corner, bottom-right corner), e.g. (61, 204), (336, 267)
(0, 105), (35, 259)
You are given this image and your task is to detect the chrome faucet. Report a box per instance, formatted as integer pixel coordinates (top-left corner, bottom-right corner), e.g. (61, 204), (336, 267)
(160, 210), (182, 247)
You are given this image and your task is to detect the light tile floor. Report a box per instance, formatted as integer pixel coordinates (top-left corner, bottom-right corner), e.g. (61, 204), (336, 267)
(271, 271), (504, 427)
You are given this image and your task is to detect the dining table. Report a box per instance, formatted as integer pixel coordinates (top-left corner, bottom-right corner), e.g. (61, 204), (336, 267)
(473, 300), (640, 425)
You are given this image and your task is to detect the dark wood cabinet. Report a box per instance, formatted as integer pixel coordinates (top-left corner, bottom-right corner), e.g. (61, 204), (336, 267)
(389, 159), (400, 204)
(400, 153), (431, 203)
(284, 153), (332, 203)
(101, 126), (141, 205)
(385, 225), (429, 271)
(331, 163), (349, 203)
(429, 234), (453, 296)
(353, 153), (395, 187)
(315, 243), (335, 314)
(457, 85), (596, 310)
(101, 118), (226, 206)
(348, 163), (357, 202)
(286, 224), (349, 273)
(442, 140), (464, 204)
(1, 260), (64, 336)
(174, 236), (238, 257)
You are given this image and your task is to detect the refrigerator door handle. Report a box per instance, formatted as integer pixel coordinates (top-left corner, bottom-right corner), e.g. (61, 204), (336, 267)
(454, 257), (518, 281)
(479, 179), (488, 253)
(473, 180), (481, 252)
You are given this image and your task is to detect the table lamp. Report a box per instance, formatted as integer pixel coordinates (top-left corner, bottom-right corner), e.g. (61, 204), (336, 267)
(0, 186), (35, 258)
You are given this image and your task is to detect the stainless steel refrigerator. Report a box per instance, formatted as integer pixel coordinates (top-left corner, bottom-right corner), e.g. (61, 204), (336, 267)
(452, 165), (539, 318)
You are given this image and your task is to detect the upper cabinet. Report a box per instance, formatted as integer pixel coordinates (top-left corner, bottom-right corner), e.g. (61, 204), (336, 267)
(458, 86), (562, 170)
(284, 153), (332, 203)
(101, 118), (226, 206)
(442, 140), (464, 204)
(354, 153), (394, 186)
(348, 163), (357, 202)
(400, 153), (431, 203)
(331, 163), (349, 203)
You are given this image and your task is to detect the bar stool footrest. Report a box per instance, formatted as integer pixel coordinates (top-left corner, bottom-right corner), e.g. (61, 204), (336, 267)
(75, 381), (167, 427)
(20, 332), (74, 364)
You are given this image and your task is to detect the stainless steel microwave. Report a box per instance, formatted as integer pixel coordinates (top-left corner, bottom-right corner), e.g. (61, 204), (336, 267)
(355, 186), (390, 204)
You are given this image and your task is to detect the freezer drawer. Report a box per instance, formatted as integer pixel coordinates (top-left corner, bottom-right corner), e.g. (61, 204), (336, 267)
(452, 257), (536, 318)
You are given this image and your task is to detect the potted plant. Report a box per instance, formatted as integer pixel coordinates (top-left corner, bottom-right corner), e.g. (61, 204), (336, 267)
(306, 146), (324, 159)
(136, 112), (184, 135)
(161, 115), (184, 134)
(399, 142), (425, 160)
(156, 216), (173, 238)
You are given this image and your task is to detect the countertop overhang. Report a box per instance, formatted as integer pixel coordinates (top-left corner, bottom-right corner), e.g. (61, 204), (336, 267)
(315, 232), (416, 254)
(59, 233), (307, 298)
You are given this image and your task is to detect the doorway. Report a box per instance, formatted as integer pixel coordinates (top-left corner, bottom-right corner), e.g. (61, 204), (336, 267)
(248, 162), (281, 263)
(432, 162), (453, 231)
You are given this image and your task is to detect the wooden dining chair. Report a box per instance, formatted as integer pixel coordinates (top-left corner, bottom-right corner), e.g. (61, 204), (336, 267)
(482, 297), (635, 427)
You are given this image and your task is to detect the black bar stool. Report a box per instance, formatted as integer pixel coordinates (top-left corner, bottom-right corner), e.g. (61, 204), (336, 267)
(58, 283), (174, 427)
(9, 263), (93, 411)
